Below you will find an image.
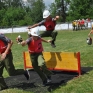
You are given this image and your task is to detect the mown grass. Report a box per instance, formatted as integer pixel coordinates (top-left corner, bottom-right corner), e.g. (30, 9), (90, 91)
(1, 29), (93, 93)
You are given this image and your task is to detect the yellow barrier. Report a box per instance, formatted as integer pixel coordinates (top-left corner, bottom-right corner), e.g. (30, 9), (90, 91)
(23, 51), (81, 75)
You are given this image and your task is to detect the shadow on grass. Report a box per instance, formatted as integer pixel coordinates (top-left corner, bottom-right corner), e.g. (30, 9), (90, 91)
(4, 66), (93, 93)
(81, 67), (93, 74)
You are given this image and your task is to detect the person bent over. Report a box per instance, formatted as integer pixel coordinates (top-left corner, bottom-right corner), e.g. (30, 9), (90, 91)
(0, 33), (30, 91)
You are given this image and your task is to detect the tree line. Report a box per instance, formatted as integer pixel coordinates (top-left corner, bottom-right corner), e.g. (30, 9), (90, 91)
(0, 0), (93, 28)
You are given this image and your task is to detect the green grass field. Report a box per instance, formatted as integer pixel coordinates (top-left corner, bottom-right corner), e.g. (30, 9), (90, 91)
(1, 29), (93, 93)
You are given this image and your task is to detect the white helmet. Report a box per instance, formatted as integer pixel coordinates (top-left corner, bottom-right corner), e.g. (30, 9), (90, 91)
(43, 10), (50, 18)
(31, 28), (40, 36)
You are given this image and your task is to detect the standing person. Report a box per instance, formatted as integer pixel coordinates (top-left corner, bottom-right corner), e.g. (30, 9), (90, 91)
(17, 28), (53, 86)
(28, 10), (59, 48)
(85, 18), (88, 29)
(80, 19), (85, 30)
(0, 33), (30, 91)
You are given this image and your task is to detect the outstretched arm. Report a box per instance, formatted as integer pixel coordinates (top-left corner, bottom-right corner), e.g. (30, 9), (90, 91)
(88, 31), (91, 37)
(88, 30), (93, 37)
(41, 38), (51, 43)
(28, 23), (39, 29)
(20, 40), (27, 46)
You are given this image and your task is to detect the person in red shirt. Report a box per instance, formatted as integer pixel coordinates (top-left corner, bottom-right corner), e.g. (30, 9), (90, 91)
(17, 27), (53, 86)
(80, 19), (85, 30)
(0, 33), (30, 91)
(28, 10), (59, 48)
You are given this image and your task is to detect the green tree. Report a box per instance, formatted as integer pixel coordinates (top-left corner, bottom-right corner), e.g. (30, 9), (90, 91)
(0, 7), (26, 27)
(0, 0), (5, 9)
(26, 0), (45, 23)
(2, 0), (24, 8)
(49, 0), (70, 22)
(68, 0), (93, 20)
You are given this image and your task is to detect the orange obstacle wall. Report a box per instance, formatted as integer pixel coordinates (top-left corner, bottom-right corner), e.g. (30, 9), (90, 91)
(23, 51), (81, 75)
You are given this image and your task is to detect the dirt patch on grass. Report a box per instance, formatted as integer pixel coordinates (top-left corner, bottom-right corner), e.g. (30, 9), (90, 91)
(4, 67), (93, 93)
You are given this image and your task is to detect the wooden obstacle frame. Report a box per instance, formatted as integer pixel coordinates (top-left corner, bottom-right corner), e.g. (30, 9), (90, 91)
(23, 51), (81, 75)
